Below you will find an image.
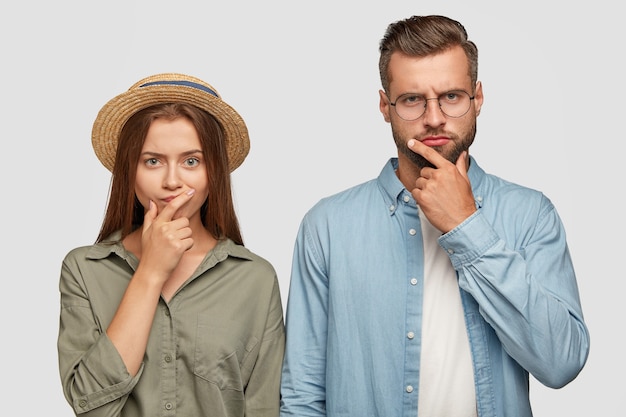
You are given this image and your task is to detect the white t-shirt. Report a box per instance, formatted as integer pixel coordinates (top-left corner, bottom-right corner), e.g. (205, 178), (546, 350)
(417, 208), (477, 417)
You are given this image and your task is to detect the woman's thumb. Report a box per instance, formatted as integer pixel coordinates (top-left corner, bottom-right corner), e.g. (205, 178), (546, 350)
(143, 200), (157, 230)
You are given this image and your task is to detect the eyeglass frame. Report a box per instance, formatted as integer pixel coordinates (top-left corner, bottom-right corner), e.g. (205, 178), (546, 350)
(387, 89), (475, 121)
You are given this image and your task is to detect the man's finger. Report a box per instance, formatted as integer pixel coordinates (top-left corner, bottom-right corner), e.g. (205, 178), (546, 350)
(407, 139), (447, 168)
(455, 151), (470, 179)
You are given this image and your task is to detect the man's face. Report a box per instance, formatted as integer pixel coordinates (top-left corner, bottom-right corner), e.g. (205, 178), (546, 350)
(379, 46), (483, 170)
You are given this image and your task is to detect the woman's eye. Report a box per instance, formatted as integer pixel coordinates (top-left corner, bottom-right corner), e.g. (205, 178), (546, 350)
(184, 157), (200, 167)
(146, 158), (159, 166)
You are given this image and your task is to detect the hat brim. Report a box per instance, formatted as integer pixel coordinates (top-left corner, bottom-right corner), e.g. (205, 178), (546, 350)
(92, 78), (249, 172)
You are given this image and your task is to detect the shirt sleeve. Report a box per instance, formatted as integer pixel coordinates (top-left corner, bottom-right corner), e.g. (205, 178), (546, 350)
(57, 251), (142, 416)
(440, 197), (590, 388)
(280, 216), (329, 417)
(244, 275), (286, 417)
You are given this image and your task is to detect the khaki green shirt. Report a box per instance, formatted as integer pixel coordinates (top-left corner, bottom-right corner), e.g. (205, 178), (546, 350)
(58, 234), (285, 417)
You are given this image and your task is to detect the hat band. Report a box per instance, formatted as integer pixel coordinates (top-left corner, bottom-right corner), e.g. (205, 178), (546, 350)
(139, 80), (219, 97)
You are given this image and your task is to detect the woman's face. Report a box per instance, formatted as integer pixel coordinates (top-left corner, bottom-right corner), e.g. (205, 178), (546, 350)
(134, 117), (209, 222)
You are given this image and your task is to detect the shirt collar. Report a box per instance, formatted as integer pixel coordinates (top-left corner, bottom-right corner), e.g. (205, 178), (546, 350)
(85, 231), (254, 264)
(377, 158), (409, 215)
(377, 156), (486, 214)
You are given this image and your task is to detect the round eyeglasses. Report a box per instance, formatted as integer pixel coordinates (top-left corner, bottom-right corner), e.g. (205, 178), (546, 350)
(388, 90), (475, 121)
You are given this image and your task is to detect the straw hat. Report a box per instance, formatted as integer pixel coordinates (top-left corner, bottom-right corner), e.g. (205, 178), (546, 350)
(92, 73), (250, 172)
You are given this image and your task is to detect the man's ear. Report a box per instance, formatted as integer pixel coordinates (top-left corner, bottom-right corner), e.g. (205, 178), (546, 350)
(379, 90), (392, 123)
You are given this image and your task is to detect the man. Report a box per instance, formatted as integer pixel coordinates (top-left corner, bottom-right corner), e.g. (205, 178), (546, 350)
(279, 15), (589, 417)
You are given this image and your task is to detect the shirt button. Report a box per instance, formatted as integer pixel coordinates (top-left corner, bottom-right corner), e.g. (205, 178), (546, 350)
(447, 248), (454, 254)
(389, 204), (395, 211)
(79, 400), (87, 408)
(165, 403), (173, 410)
(410, 278), (418, 285)
(409, 228), (416, 236)
(164, 309), (170, 317)
(403, 195), (410, 203)
(164, 354), (172, 363)
(406, 385), (414, 393)
(407, 332), (415, 339)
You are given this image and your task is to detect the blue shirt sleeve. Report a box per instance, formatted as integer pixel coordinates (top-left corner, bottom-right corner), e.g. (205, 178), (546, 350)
(440, 196), (590, 388)
(280, 215), (329, 417)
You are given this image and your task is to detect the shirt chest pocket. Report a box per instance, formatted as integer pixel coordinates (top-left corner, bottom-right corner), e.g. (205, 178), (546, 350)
(193, 318), (259, 391)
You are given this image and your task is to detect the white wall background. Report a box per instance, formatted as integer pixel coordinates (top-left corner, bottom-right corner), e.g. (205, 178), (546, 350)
(1, 1), (620, 415)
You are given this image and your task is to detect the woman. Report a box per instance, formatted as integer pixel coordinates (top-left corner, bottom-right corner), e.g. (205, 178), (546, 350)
(57, 73), (285, 417)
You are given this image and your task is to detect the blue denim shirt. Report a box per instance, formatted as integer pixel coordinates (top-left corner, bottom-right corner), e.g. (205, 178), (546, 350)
(280, 157), (589, 417)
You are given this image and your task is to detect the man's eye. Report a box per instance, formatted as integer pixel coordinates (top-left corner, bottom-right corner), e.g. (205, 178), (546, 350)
(401, 95), (425, 106)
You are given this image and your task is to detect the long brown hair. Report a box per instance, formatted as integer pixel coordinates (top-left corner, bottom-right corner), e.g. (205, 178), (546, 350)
(378, 15), (479, 94)
(96, 103), (244, 245)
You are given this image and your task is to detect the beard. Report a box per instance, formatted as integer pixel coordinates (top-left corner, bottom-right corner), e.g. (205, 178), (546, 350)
(392, 120), (477, 170)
